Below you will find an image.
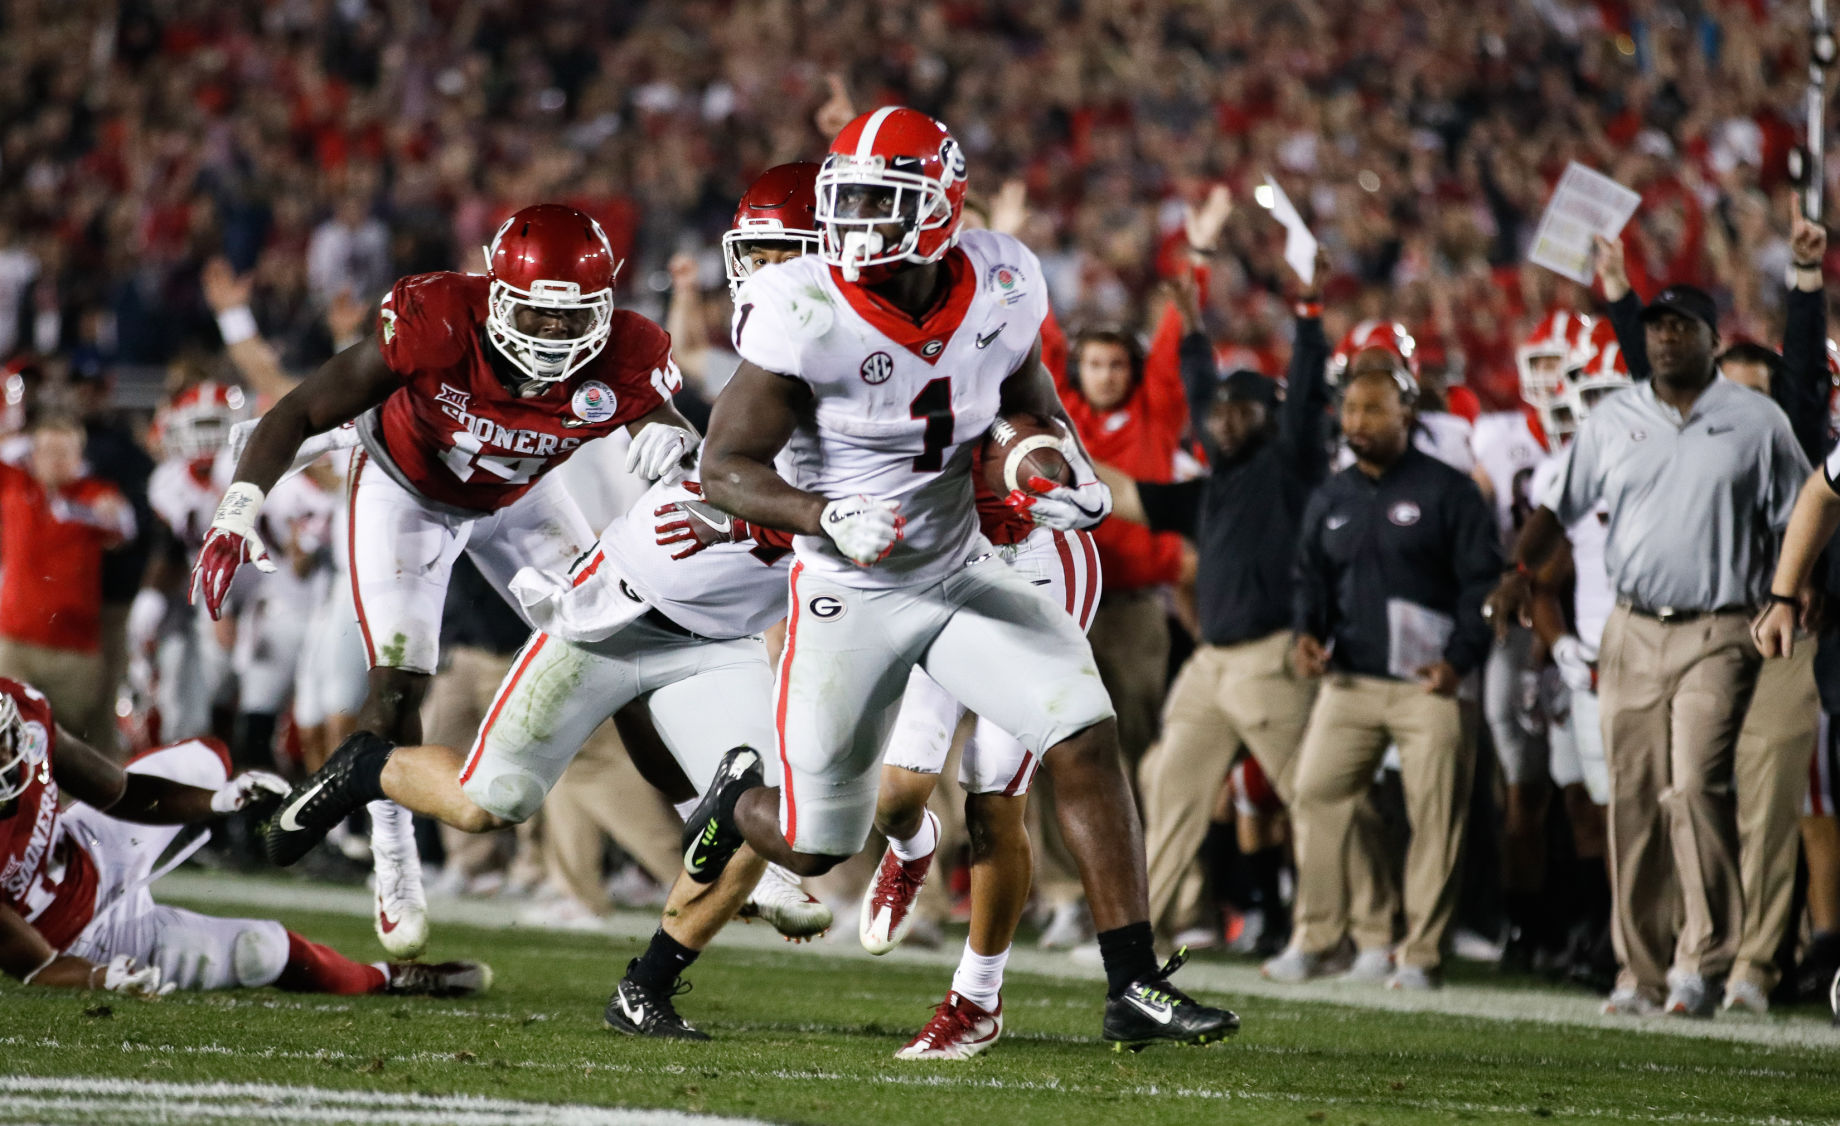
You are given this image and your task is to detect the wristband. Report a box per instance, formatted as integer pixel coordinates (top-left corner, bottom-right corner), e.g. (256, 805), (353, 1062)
(215, 306), (259, 347)
(1295, 300), (1323, 319)
(1767, 591), (1800, 607)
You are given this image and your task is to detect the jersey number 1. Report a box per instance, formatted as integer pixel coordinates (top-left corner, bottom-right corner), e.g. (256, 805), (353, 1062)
(910, 378), (954, 472)
(442, 431), (544, 485)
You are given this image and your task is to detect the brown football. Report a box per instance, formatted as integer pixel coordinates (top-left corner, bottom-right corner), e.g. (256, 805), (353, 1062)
(982, 413), (1072, 497)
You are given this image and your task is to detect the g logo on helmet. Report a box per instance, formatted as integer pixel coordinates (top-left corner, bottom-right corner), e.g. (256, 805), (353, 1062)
(808, 595), (846, 620)
(938, 138), (966, 185)
(860, 351), (895, 385)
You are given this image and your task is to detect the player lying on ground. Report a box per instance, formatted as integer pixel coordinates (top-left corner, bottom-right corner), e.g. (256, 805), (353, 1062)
(0, 678), (487, 999)
(262, 459), (827, 1038)
(683, 107), (1237, 1050)
(191, 204), (698, 960)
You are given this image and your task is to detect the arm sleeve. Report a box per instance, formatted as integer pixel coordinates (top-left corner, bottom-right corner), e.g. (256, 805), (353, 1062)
(1178, 332), (1218, 461)
(1605, 292), (1649, 381)
(1778, 286), (1828, 464)
(1135, 480), (1205, 538)
(1444, 477), (1505, 675)
(1279, 313), (1332, 484)
(1292, 490), (1331, 640)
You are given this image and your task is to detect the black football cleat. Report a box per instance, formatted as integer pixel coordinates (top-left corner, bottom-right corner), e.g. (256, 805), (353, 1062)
(604, 962), (710, 1040)
(680, 746), (762, 885)
(1102, 948), (1240, 1051)
(265, 730), (393, 866)
(386, 960), (493, 998)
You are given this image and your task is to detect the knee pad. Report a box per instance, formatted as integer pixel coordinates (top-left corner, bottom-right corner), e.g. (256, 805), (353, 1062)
(232, 922), (290, 988)
(463, 769), (545, 825)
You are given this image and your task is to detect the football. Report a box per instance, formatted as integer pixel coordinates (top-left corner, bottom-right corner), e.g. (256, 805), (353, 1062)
(982, 413), (1072, 497)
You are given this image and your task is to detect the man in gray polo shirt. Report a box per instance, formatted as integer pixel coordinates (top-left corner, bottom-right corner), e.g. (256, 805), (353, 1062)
(1489, 284), (1808, 1017)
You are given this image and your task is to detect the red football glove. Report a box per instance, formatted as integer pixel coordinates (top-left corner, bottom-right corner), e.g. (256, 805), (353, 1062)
(189, 483), (275, 619)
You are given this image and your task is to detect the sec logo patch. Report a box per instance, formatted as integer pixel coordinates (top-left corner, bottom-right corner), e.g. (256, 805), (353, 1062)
(1388, 501), (1421, 526)
(860, 352), (894, 385)
(571, 381), (617, 423)
(808, 595), (846, 620)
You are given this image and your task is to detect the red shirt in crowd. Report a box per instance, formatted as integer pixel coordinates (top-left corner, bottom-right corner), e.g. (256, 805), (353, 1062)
(0, 463), (131, 654)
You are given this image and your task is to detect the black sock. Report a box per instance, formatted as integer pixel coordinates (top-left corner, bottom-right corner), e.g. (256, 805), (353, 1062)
(627, 928), (699, 992)
(344, 732), (393, 805)
(1575, 858), (1611, 928)
(1247, 846), (1284, 914)
(1097, 921), (1158, 997)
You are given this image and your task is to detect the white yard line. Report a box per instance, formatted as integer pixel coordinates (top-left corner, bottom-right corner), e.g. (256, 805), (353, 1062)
(153, 870), (1840, 1051)
(0, 1076), (768, 1126)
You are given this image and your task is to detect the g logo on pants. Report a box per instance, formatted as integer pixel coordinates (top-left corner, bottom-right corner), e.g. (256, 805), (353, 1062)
(808, 595), (846, 620)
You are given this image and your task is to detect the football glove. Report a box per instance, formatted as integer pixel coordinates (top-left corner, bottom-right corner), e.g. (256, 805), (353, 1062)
(1550, 634), (1597, 694)
(625, 424), (697, 481)
(211, 770), (290, 815)
(190, 482), (276, 620)
(101, 955), (176, 998)
(821, 495), (904, 566)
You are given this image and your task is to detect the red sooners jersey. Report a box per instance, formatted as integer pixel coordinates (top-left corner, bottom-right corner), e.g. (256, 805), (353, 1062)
(0, 679), (98, 951)
(367, 273), (680, 513)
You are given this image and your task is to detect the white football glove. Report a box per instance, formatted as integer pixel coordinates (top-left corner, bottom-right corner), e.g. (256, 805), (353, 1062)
(1023, 434), (1113, 531)
(210, 770), (290, 814)
(1550, 634), (1597, 694)
(101, 955), (176, 998)
(624, 424), (697, 481)
(820, 495), (904, 566)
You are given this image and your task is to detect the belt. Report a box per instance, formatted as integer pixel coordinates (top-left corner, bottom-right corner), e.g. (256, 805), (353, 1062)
(642, 607), (701, 639)
(1616, 600), (1752, 624)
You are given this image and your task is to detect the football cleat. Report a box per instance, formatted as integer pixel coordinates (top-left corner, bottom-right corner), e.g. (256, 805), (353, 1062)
(264, 730), (393, 866)
(895, 991), (1003, 1060)
(681, 746), (762, 885)
(370, 801), (428, 959)
(1102, 948), (1240, 1051)
(386, 960), (492, 998)
(859, 811), (937, 955)
(604, 961), (710, 1040)
(740, 864), (833, 941)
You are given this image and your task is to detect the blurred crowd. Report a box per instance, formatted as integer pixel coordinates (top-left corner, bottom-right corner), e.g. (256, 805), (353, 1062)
(5, 0), (1840, 1015)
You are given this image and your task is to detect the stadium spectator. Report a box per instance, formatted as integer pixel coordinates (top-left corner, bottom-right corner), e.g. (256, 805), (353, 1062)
(0, 413), (135, 745)
(1498, 283), (1810, 1017)
(1278, 360), (1499, 989)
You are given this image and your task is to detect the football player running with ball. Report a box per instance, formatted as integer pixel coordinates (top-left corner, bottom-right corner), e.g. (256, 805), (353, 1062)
(191, 205), (698, 960)
(686, 107), (1237, 1050)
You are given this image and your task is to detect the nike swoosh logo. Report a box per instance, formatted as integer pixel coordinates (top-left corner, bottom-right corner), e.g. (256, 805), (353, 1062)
(619, 992), (647, 1025)
(685, 821), (718, 874)
(1706, 425), (1735, 435)
(1126, 992), (1174, 1024)
(975, 325), (1005, 349)
(276, 780), (327, 833)
(378, 911), (400, 934)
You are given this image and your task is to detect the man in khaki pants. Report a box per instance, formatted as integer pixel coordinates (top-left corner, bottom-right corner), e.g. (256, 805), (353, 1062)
(1500, 284), (1808, 1016)
(1269, 360), (1500, 990)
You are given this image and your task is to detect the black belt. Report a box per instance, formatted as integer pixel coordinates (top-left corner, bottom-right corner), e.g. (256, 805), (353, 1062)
(642, 607), (702, 639)
(1617, 600), (1752, 624)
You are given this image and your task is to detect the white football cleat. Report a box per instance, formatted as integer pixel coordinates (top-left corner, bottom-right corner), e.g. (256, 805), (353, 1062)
(741, 864), (833, 941)
(860, 811), (938, 955)
(895, 991), (1003, 1060)
(369, 800), (428, 958)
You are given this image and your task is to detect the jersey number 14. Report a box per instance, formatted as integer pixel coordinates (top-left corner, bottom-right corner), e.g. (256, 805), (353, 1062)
(441, 430), (545, 485)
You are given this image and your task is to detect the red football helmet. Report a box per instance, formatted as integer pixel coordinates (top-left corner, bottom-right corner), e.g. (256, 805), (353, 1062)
(484, 204), (620, 383)
(0, 690), (38, 803)
(724, 162), (822, 296)
(1330, 320), (1418, 394)
(159, 381), (248, 462)
(817, 107), (968, 283)
(1516, 310), (1594, 411)
(1549, 322), (1632, 445)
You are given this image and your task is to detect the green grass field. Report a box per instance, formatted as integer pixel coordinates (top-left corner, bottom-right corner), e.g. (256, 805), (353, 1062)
(3, 875), (1838, 1125)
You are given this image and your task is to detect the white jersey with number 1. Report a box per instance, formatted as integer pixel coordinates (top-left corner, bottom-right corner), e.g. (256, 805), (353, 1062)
(731, 228), (1050, 590)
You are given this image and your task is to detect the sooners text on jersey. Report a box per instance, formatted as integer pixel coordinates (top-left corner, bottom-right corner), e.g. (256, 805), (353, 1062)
(365, 272), (680, 513)
(0, 679), (97, 951)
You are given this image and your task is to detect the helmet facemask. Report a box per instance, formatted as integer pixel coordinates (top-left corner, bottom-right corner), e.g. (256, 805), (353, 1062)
(485, 277), (616, 384)
(816, 156), (956, 283)
(722, 227), (820, 298)
(0, 694), (39, 803)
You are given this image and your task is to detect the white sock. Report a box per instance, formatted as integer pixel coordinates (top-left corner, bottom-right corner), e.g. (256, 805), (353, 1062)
(368, 801), (414, 858)
(888, 809), (938, 862)
(950, 940), (1008, 1010)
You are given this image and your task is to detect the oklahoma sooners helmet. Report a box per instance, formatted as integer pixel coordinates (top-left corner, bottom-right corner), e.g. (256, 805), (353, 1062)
(1330, 320), (1419, 396)
(1516, 310), (1594, 410)
(0, 690), (39, 803)
(724, 162), (821, 296)
(483, 204), (621, 383)
(816, 107), (968, 283)
(159, 381), (248, 462)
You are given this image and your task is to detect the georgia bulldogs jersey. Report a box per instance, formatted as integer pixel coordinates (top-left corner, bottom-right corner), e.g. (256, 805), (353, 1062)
(1471, 408), (1549, 542)
(733, 228), (1050, 588)
(148, 459), (222, 550)
(0, 679), (97, 951)
(1532, 454), (1612, 649)
(361, 272), (681, 513)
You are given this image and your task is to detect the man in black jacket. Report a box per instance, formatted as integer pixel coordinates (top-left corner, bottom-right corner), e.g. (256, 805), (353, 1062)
(1129, 263), (1397, 967)
(1281, 361), (1500, 989)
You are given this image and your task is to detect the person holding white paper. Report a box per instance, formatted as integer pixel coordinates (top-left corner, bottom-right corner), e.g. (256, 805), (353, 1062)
(1275, 357), (1500, 990)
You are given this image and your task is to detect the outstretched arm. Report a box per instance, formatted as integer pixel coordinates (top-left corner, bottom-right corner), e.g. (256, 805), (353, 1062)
(232, 334), (400, 496)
